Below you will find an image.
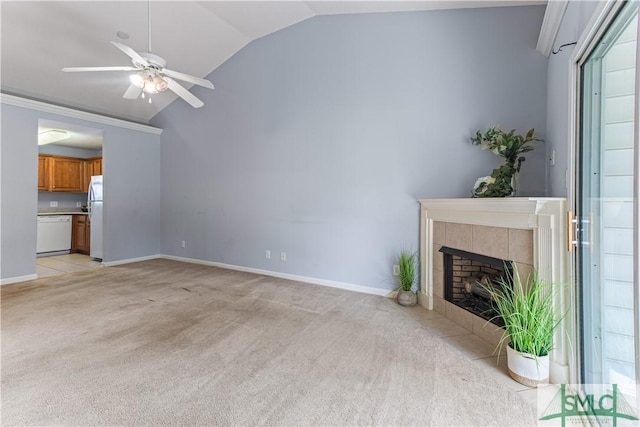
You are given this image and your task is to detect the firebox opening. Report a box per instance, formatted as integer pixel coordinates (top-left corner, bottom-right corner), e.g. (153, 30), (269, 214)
(439, 246), (514, 327)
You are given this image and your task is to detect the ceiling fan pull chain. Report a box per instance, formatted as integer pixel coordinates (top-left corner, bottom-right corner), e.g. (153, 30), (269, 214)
(148, 0), (152, 53)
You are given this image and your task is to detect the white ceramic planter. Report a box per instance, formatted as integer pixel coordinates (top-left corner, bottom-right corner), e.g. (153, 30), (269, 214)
(506, 345), (550, 387)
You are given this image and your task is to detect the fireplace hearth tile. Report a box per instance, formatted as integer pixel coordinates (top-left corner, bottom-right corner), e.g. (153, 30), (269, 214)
(472, 315), (505, 350)
(445, 301), (474, 331)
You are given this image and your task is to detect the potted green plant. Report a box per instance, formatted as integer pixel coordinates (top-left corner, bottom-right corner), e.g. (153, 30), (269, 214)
(482, 268), (563, 386)
(471, 127), (542, 197)
(396, 250), (417, 307)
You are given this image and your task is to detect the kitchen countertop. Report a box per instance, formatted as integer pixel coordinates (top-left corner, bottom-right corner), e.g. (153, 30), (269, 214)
(37, 211), (88, 216)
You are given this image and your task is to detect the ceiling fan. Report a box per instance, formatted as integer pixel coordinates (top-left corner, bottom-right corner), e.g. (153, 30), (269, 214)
(62, 2), (213, 108)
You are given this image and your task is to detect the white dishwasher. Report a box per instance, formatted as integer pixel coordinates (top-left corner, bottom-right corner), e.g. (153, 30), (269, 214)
(37, 215), (72, 253)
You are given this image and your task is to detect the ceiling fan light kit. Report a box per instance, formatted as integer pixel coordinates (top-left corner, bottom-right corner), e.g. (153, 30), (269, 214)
(129, 72), (168, 94)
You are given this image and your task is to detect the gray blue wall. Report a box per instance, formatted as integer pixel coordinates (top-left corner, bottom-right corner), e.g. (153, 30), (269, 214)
(0, 102), (162, 280)
(1, 105), (39, 279)
(152, 6), (548, 292)
(546, 1), (600, 196)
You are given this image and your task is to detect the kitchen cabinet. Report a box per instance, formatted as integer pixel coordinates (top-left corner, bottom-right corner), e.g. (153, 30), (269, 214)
(38, 156), (50, 191)
(38, 154), (102, 193)
(89, 157), (102, 176)
(83, 157), (102, 191)
(50, 157), (84, 192)
(71, 214), (90, 254)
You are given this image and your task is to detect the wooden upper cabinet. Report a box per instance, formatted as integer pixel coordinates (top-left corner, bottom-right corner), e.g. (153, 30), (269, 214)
(50, 157), (84, 192)
(38, 155), (50, 191)
(82, 157), (102, 192)
(90, 158), (102, 176)
(38, 154), (102, 192)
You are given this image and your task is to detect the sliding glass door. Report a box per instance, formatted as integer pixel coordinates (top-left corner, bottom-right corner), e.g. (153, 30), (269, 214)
(577, 0), (639, 396)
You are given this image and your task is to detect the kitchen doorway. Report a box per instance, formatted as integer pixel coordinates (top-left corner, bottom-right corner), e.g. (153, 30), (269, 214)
(36, 119), (105, 273)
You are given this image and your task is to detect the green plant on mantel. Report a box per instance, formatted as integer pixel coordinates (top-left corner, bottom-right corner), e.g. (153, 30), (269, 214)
(471, 127), (542, 198)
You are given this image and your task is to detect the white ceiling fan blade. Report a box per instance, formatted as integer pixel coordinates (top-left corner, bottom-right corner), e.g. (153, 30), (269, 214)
(165, 77), (204, 108)
(161, 68), (214, 90)
(123, 84), (142, 100)
(110, 41), (149, 67)
(63, 66), (138, 72)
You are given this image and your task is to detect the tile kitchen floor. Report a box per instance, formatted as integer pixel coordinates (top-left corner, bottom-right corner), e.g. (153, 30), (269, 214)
(36, 253), (102, 278)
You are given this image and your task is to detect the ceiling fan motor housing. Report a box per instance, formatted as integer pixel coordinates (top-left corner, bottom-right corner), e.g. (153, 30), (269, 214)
(135, 52), (167, 70)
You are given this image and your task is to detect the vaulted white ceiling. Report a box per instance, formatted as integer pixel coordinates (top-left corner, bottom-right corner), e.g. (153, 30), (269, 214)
(1, 1), (545, 124)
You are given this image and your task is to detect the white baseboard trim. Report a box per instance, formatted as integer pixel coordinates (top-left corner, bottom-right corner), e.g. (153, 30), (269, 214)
(161, 254), (391, 297)
(102, 254), (162, 267)
(1, 256), (394, 297)
(1, 274), (38, 285)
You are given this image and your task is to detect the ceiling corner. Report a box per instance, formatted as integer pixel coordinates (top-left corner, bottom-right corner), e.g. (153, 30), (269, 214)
(536, 0), (569, 57)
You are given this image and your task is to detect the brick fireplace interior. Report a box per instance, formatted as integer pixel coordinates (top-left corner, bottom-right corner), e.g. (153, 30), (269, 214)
(440, 246), (514, 328)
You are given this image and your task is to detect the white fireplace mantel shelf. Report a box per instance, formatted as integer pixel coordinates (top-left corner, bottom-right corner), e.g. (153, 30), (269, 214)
(418, 197), (565, 230)
(418, 197), (572, 384)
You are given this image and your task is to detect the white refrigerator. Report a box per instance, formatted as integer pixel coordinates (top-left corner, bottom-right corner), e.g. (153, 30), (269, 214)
(88, 175), (103, 260)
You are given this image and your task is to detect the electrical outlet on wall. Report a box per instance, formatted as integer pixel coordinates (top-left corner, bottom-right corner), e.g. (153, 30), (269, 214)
(50, 201), (58, 207)
(280, 252), (286, 262)
(265, 250), (271, 259)
(393, 265), (400, 276)
(181, 240), (186, 248)
(76, 202), (82, 207)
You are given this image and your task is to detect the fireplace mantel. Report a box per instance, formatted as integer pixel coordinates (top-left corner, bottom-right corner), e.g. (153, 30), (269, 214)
(418, 197), (572, 383)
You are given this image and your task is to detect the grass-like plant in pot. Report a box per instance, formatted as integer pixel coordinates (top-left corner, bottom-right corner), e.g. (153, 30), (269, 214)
(482, 267), (563, 387)
(396, 250), (417, 307)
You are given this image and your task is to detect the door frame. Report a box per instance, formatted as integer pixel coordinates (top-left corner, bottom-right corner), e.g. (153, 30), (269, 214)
(566, 0), (640, 386)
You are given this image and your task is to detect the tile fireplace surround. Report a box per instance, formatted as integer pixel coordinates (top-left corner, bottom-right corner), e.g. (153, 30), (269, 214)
(418, 198), (571, 384)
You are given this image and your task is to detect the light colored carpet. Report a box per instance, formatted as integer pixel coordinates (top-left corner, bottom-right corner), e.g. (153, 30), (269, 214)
(1, 259), (537, 425)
